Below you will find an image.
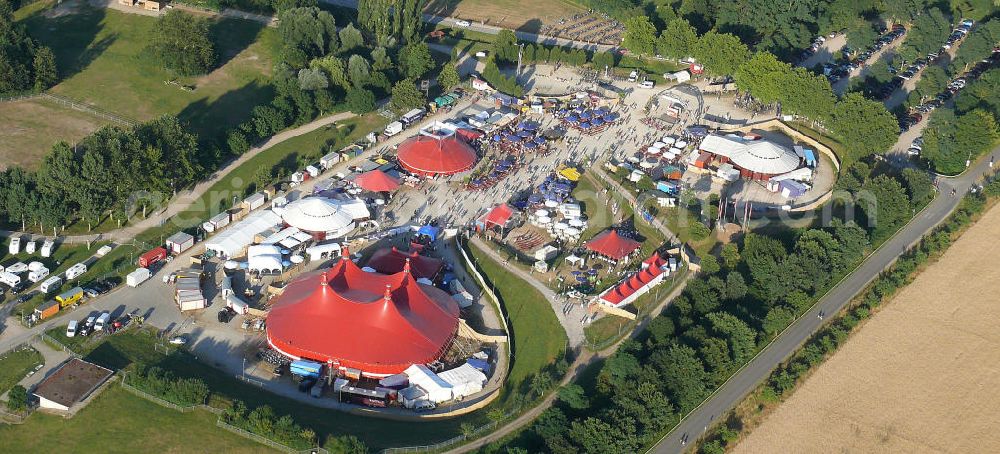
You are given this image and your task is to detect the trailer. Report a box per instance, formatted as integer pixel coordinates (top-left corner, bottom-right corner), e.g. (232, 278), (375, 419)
(138, 247), (168, 268)
(24, 240), (36, 254)
(0, 272), (20, 288)
(165, 232), (195, 255)
(34, 300), (59, 320)
(39, 276), (62, 294)
(56, 287), (84, 308)
(320, 151), (342, 170)
(127, 268), (152, 287)
(400, 108), (426, 126)
(64, 263), (87, 280)
(242, 193), (267, 212)
(290, 360), (323, 378)
(28, 267), (50, 283)
(40, 239), (55, 258)
(8, 237), (20, 255)
(384, 121), (403, 137)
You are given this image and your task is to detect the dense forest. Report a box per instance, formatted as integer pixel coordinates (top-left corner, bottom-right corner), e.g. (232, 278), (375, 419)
(0, 0), (56, 94)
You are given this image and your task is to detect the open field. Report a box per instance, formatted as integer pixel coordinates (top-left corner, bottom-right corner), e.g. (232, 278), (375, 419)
(734, 203), (1000, 454)
(468, 242), (567, 401)
(425, 0), (583, 33)
(14, 0), (276, 141)
(0, 97), (111, 170)
(0, 385), (269, 453)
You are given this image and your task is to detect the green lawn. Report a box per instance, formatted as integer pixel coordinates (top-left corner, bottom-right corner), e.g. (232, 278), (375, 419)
(19, 1), (276, 142)
(0, 386), (270, 454)
(574, 175), (614, 240)
(0, 347), (43, 397)
(468, 242), (567, 401)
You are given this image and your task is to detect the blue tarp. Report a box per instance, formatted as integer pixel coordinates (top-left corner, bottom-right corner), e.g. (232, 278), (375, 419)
(290, 360), (322, 377)
(417, 225), (440, 239)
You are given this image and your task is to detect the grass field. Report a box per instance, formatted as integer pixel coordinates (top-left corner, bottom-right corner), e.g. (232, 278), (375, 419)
(0, 347), (43, 397)
(13, 0), (276, 143)
(0, 97), (111, 170)
(734, 204), (1000, 453)
(468, 241), (567, 401)
(425, 0), (583, 33)
(0, 386), (269, 453)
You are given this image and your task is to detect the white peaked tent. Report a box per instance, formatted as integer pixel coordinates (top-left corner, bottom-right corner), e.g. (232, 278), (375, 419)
(205, 210), (282, 258)
(404, 364), (453, 403)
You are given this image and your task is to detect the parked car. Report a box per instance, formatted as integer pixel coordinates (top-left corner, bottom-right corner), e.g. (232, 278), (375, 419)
(169, 335), (188, 345)
(83, 288), (99, 299)
(454, 20), (471, 27)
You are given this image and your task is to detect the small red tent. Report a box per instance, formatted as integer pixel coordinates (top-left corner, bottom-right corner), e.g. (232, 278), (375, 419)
(354, 169), (401, 192)
(482, 204), (515, 229)
(586, 229), (641, 261)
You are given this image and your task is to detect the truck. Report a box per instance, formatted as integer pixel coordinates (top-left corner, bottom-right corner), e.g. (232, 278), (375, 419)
(39, 276), (62, 294)
(400, 108), (426, 126)
(384, 121), (403, 137)
(40, 239), (55, 258)
(127, 268), (152, 287)
(65, 263), (87, 280)
(138, 247), (168, 268)
(56, 287), (85, 308)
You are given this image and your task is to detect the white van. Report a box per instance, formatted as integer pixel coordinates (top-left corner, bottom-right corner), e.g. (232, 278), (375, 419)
(66, 320), (78, 338)
(95, 312), (111, 331)
(9, 237), (20, 255)
(639, 80), (655, 89)
(28, 267), (50, 283)
(40, 276), (63, 294)
(628, 70), (639, 82)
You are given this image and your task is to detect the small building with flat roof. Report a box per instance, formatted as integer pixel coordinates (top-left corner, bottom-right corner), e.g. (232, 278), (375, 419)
(33, 358), (114, 412)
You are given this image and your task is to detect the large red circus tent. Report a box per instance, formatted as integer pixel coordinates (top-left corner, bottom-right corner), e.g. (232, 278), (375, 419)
(266, 256), (460, 376)
(586, 229), (642, 261)
(396, 134), (477, 177)
(354, 169), (400, 192)
(367, 247), (444, 280)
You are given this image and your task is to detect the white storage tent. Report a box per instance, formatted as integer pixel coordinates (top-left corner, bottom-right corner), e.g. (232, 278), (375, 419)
(437, 363), (487, 399)
(404, 364), (453, 403)
(329, 198), (371, 220)
(205, 210), (282, 258)
(305, 242), (341, 261)
(262, 226), (301, 245)
(248, 244), (283, 274)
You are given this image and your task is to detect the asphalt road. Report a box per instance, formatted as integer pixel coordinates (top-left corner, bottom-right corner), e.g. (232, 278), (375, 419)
(650, 147), (1000, 454)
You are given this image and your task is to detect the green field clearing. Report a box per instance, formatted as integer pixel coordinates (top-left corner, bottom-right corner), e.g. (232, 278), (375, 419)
(0, 97), (111, 171)
(468, 242), (567, 400)
(0, 347), (43, 397)
(426, 0), (583, 33)
(0, 385), (269, 453)
(17, 1), (276, 142)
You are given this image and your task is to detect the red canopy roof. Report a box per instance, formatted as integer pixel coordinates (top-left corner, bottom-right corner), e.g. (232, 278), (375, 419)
(397, 135), (477, 176)
(354, 169), (400, 192)
(366, 247), (444, 280)
(266, 257), (460, 376)
(482, 204), (515, 228)
(600, 252), (668, 308)
(586, 229), (642, 260)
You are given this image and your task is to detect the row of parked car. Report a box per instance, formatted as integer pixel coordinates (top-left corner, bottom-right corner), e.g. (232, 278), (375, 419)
(900, 48), (1000, 133)
(879, 20), (974, 103)
(808, 24), (906, 84)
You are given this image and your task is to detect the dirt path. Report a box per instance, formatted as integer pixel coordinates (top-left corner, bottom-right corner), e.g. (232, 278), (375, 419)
(734, 203), (1000, 454)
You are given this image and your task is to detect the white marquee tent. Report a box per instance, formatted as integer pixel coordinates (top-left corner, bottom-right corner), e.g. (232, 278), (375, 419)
(281, 197), (355, 237)
(205, 210), (282, 259)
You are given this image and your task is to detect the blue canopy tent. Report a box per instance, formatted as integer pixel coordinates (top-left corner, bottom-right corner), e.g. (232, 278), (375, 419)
(579, 110), (592, 119)
(534, 137), (546, 144)
(591, 117), (604, 126)
(579, 121), (591, 129)
(566, 114), (579, 122)
(492, 134), (502, 142)
(523, 141), (538, 149)
(417, 225), (440, 241)
(517, 130), (533, 138)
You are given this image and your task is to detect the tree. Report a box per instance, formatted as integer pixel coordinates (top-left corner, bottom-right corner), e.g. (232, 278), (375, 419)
(347, 54), (371, 87)
(436, 63), (460, 91)
(325, 434), (367, 453)
(6, 384), (27, 412)
(829, 93), (898, 166)
(338, 23), (364, 52)
(725, 271), (747, 300)
(569, 416), (640, 454)
(951, 21), (1000, 74)
(370, 46), (392, 71)
(345, 88), (376, 114)
(493, 29), (519, 63)
(845, 19), (878, 51)
(358, 0), (393, 45)
(861, 175), (912, 241)
(297, 68), (329, 90)
(705, 312), (757, 364)
(390, 79), (424, 111)
(700, 254), (720, 275)
(922, 108), (1000, 174)
(557, 383), (590, 409)
(149, 11), (215, 76)
(693, 31), (750, 76)
(32, 46), (57, 91)
(311, 56), (350, 89)
(899, 8), (951, 61)
(591, 51), (615, 71)
(720, 243), (740, 269)
(399, 42), (433, 80)
(622, 16), (657, 55)
(900, 168), (933, 205)
(278, 7), (339, 68)
(735, 52), (789, 105)
(0, 0), (49, 94)
(652, 344), (709, 412)
(657, 18), (698, 59)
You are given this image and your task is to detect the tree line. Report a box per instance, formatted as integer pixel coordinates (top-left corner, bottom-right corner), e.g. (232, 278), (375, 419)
(128, 364), (210, 407)
(920, 67), (1000, 174)
(222, 400), (319, 450)
(0, 0), (57, 95)
(701, 173), (1000, 453)
(488, 161), (934, 453)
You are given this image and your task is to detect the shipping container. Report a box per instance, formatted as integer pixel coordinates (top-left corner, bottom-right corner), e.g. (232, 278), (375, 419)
(209, 212), (231, 230)
(290, 360), (323, 378)
(35, 300), (59, 320)
(56, 287), (84, 308)
(165, 232), (195, 255)
(138, 247), (168, 268)
(320, 151), (341, 169)
(127, 268), (152, 287)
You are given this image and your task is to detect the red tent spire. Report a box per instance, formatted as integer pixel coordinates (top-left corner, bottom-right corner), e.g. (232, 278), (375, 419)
(403, 257), (412, 274)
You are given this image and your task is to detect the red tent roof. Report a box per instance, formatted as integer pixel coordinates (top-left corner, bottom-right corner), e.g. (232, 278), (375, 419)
(600, 252), (669, 308)
(354, 169), (400, 192)
(366, 247), (444, 280)
(266, 257), (460, 376)
(397, 135), (478, 176)
(482, 204), (515, 228)
(586, 229), (642, 260)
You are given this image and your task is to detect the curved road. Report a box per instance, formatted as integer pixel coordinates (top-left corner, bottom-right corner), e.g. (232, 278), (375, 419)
(650, 147), (1000, 453)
